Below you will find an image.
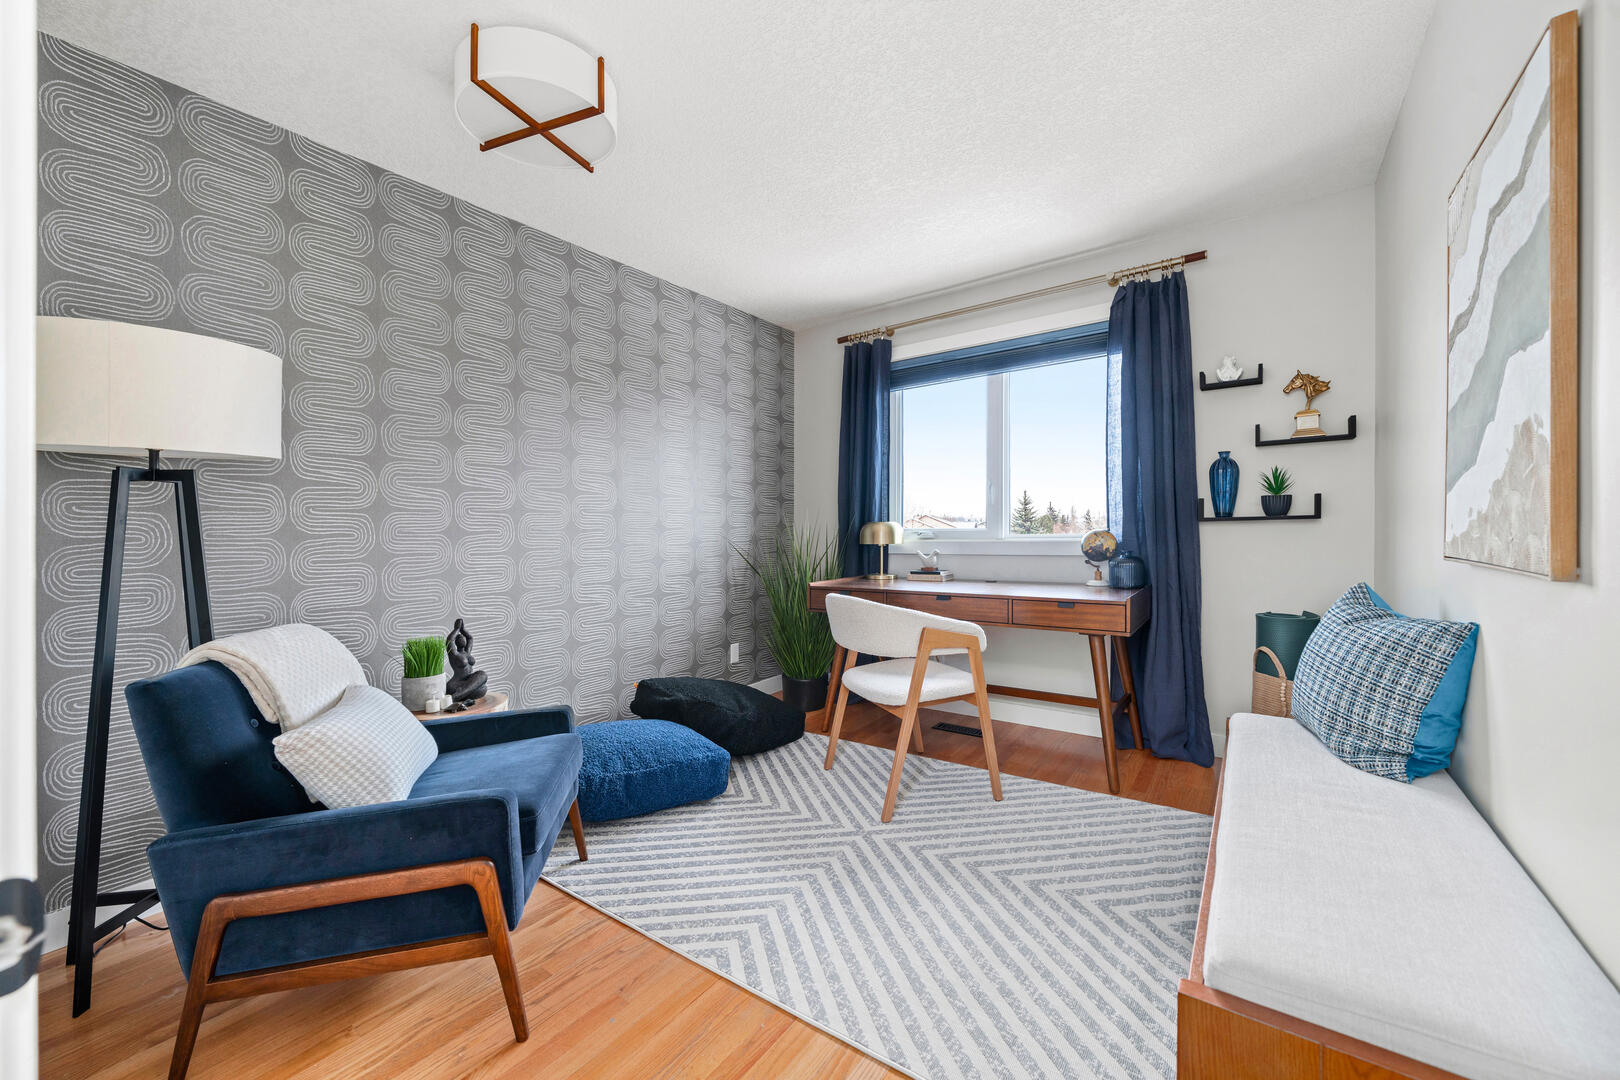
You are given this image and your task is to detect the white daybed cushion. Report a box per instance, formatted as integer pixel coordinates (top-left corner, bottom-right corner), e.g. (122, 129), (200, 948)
(1204, 713), (1620, 1080)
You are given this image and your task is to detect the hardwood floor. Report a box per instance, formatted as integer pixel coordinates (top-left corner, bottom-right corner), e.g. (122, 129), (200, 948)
(38, 703), (1218, 1080)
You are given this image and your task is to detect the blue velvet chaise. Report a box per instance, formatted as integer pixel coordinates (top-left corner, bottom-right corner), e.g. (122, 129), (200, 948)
(124, 660), (585, 1080)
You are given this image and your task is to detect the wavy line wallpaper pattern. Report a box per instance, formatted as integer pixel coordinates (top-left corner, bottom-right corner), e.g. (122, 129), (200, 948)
(34, 35), (794, 911)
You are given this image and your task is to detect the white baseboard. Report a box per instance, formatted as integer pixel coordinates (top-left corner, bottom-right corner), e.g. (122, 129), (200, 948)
(41, 881), (163, 955)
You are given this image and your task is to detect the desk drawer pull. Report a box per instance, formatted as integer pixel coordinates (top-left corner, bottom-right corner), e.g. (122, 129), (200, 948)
(936, 595), (951, 601)
(1058, 601), (1075, 608)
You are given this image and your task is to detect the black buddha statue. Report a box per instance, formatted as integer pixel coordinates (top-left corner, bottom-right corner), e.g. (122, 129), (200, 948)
(444, 617), (488, 707)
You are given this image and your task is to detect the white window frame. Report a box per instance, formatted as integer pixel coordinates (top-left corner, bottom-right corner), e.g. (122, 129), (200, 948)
(888, 306), (1110, 557)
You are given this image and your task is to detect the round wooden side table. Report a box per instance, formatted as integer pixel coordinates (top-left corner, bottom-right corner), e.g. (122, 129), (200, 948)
(411, 691), (508, 722)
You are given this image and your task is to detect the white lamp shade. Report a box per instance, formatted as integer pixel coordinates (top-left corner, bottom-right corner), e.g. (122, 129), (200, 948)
(453, 26), (619, 167)
(36, 316), (282, 461)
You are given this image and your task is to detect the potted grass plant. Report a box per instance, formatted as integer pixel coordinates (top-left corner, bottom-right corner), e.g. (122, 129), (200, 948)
(400, 635), (448, 711)
(737, 526), (841, 712)
(1260, 466), (1294, 517)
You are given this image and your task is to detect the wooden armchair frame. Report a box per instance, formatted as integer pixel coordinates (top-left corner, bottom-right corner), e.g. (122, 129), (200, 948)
(167, 856), (529, 1080)
(824, 628), (1003, 822)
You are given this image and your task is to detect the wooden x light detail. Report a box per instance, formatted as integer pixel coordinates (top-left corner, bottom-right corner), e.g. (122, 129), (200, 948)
(469, 22), (606, 172)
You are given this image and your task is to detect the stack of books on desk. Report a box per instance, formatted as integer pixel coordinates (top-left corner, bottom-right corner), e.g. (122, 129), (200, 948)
(908, 569), (956, 582)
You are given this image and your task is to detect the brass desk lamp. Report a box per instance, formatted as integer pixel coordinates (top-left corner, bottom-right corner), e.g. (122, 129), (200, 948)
(859, 521), (902, 583)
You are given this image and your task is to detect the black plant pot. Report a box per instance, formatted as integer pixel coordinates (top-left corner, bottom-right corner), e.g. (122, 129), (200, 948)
(1261, 494), (1294, 517)
(781, 673), (829, 713)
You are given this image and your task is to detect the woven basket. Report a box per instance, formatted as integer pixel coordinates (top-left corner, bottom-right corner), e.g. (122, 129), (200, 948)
(1251, 646), (1292, 717)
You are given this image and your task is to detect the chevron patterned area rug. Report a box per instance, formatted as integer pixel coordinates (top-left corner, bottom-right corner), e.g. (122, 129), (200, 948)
(545, 732), (1211, 1080)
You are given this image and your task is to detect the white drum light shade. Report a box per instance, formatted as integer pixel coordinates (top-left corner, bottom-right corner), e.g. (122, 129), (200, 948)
(36, 316), (282, 460)
(453, 26), (618, 167)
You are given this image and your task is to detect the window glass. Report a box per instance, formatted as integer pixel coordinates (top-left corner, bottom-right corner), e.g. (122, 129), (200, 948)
(898, 376), (987, 531)
(1008, 360), (1107, 534)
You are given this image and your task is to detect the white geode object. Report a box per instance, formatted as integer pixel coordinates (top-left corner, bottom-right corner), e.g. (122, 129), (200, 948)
(1215, 355), (1243, 382)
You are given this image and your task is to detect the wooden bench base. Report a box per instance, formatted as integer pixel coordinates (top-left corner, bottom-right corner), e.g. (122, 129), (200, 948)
(1177, 980), (1462, 1080)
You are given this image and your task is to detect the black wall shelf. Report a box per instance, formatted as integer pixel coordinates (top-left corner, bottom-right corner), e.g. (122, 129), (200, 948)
(1254, 415), (1357, 446)
(1198, 493), (1322, 522)
(1199, 363), (1263, 391)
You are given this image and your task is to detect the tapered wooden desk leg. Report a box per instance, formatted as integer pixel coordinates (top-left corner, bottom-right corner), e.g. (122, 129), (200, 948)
(1115, 635), (1144, 751)
(1087, 634), (1121, 794)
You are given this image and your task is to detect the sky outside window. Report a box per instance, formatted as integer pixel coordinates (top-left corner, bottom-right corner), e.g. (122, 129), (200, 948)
(899, 376), (987, 527)
(1009, 359), (1107, 532)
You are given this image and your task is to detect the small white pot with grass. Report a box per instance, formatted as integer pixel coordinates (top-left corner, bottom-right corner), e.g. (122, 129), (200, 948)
(400, 635), (448, 711)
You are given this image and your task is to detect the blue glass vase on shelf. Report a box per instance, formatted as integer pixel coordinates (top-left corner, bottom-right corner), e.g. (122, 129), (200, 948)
(1209, 450), (1239, 518)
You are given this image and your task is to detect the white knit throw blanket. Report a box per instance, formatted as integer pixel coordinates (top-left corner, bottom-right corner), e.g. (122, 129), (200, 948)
(178, 623), (366, 730)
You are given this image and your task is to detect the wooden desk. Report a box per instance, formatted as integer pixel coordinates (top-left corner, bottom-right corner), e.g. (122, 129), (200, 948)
(808, 577), (1149, 793)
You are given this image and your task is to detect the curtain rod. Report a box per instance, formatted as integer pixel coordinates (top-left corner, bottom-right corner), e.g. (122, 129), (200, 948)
(835, 250), (1208, 344)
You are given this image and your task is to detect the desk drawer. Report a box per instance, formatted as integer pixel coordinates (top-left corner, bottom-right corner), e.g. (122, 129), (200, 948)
(886, 593), (1009, 624)
(811, 587), (888, 612)
(1011, 599), (1127, 633)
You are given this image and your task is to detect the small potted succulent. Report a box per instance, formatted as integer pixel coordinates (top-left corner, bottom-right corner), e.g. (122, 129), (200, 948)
(1260, 466), (1294, 517)
(400, 635), (448, 711)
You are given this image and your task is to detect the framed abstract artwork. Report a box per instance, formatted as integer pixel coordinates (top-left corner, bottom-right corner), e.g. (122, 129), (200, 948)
(1445, 11), (1578, 580)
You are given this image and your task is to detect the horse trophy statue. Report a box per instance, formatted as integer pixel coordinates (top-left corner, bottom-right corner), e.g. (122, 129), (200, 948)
(1283, 370), (1332, 438)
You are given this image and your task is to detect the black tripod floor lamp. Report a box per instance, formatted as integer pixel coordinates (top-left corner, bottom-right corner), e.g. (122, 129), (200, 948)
(36, 316), (282, 1016)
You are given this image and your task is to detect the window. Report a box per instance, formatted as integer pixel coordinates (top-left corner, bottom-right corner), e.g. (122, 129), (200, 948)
(890, 322), (1110, 541)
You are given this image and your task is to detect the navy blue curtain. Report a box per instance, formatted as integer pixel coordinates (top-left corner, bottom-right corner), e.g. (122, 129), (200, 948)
(837, 338), (892, 576)
(1105, 271), (1213, 766)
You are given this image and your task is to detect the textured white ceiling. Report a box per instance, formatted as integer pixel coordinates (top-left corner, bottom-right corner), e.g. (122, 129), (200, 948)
(40, 0), (1435, 328)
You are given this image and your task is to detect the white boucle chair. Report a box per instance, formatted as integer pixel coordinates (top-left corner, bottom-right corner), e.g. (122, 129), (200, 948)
(823, 593), (1002, 822)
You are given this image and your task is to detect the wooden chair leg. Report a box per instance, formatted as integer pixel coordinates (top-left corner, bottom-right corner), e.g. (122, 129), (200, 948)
(910, 713), (926, 753)
(568, 799), (588, 861)
(469, 861), (529, 1042)
(882, 701), (920, 823)
(967, 645), (1002, 802)
(821, 645), (848, 733)
(824, 683), (851, 769)
(167, 906), (227, 1080)
(1088, 633), (1121, 794)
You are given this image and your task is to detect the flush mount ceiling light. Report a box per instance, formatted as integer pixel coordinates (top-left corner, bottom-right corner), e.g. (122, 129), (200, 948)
(453, 23), (618, 172)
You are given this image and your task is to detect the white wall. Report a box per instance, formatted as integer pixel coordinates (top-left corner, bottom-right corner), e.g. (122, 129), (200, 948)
(1374, 0), (1620, 979)
(0, 0), (37, 1069)
(793, 187), (1377, 752)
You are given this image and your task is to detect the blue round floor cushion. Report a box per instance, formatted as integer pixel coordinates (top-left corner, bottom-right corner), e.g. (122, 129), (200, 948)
(576, 718), (730, 823)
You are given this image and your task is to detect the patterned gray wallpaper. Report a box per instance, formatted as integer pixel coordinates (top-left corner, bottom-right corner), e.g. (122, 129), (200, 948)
(35, 35), (793, 910)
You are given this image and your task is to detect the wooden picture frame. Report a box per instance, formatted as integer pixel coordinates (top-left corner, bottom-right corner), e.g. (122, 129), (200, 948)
(1443, 10), (1578, 580)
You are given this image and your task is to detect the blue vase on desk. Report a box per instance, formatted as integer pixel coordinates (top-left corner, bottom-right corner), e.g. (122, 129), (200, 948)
(1209, 451), (1239, 518)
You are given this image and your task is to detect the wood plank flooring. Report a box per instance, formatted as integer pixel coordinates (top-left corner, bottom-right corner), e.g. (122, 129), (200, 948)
(39, 703), (1219, 1080)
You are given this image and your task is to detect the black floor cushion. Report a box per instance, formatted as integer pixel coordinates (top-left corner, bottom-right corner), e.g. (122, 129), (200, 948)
(630, 677), (804, 756)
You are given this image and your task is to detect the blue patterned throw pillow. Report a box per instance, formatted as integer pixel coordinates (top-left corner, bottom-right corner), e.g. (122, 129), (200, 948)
(1292, 584), (1478, 782)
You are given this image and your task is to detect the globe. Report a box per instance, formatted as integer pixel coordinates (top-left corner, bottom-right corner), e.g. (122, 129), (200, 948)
(1081, 529), (1117, 565)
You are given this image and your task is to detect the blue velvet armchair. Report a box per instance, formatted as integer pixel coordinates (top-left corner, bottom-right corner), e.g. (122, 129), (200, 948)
(124, 660), (585, 1080)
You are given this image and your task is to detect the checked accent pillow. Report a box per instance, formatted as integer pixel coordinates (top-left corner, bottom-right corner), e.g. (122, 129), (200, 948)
(272, 684), (438, 808)
(1292, 583), (1478, 782)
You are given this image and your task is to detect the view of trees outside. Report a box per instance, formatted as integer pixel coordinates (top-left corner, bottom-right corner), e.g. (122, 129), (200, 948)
(898, 358), (1108, 534)
(1009, 490), (1104, 534)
